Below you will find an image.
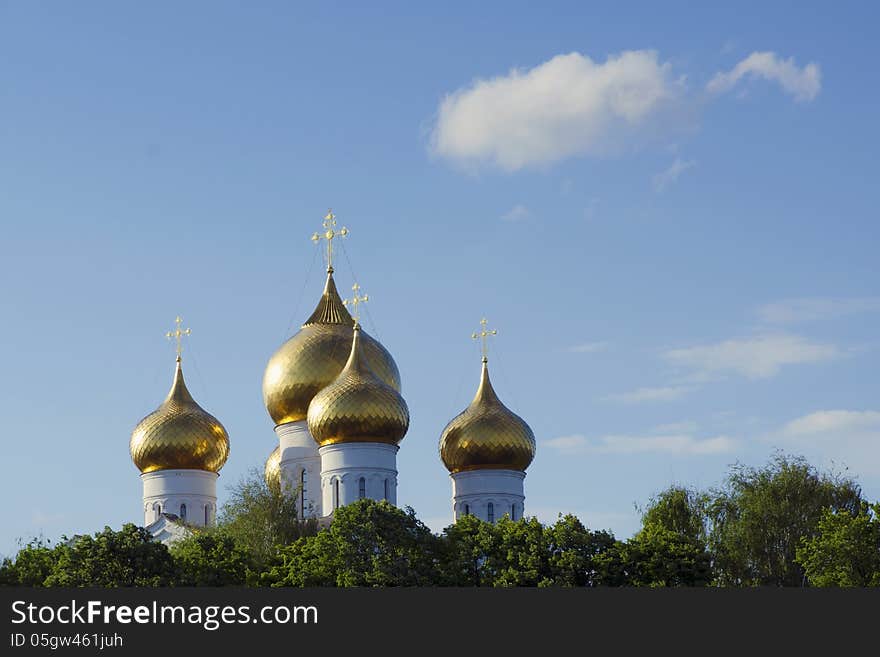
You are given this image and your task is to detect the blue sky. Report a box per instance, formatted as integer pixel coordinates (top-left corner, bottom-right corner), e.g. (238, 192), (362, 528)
(1, 1), (878, 555)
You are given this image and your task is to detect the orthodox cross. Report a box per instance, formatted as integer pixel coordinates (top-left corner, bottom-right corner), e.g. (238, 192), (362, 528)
(311, 209), (349, 271)
(472, 317), (497, 362)
(166, 316), (192, 361)
(343, 283), (369, 328)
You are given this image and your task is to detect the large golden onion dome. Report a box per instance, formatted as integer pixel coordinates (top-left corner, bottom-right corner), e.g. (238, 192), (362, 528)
(307, 325), (409, 446)
(130, 358), (230, 474)
(264, 445), (281, 490)
(262, 268), (401, 426)
(439, 358), (535, 473)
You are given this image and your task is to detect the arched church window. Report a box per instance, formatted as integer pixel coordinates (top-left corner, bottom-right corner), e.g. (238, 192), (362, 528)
(334, 479), (340, 510)
(153, 502), (161, 521)
(205, 505), (210, 526)
(464, 504), (470, 516)
(358, 477), (366, 499)
(383, 479), (389, 501)
(301, 469), (307, 518)
(511, 504), (516, 521)
(180, 504), (186, 520)
(487, 502), (494, 523)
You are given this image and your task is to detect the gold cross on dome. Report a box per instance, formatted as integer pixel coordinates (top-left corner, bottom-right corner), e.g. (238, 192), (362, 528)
(343, 283), (369, 327)
(311, 208), (349, 271)
(166, 316), (192, 360)
(472, 318), (497, 362)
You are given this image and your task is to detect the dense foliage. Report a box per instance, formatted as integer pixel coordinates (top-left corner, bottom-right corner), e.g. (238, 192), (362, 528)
(2, 453), (878, 587)
(796, 502), (880, 586)
(706, 453), (862, 586)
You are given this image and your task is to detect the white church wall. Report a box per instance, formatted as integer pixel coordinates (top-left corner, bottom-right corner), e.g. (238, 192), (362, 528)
(451, 469), (525, 522)
(318, 442), (398, 514)
(140, 469), (218, 528)
(276, 420), (322, 518)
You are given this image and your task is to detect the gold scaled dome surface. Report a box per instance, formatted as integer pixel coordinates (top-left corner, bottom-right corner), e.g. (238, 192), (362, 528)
(439, 359), (536, 473)
(307, 326), (409, 446)
(262, 269), (401, 426)
(130, 359), (230, 474)
(264, 445), (281, 490)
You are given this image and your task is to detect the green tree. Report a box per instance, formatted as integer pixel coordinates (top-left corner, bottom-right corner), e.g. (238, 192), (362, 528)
(545, 514), (618, 587)
(796, 502), (880, 587)
(491, 516), (552, 586)
(263, 530), (339, 586)
(707, 452), (862, 586)
(0, 538), (58, 586)
(640, 486), (709, 545)
(170, 528), (253, 586)
(270, 500), (441, 586)
(437, 514), (500, 586)
(620, 526), (712, 587)
(218, 468), (317, 573)
(43, 524), (175, 587)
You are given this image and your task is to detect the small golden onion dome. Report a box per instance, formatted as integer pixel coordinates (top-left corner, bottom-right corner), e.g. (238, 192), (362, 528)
(262, 268), (401, 426)
(439, 358), (536, 473)
(264, 445), (281, 490)
(307, 325), (409, 446)
(130, 358), (230, 474)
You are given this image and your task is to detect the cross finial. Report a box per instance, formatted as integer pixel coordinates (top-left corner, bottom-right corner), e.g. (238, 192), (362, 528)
(311, 208), (349, 271)
(472, 317), (497, 362)
(343, 282), (369, 328)
(166, 315), (192, 361)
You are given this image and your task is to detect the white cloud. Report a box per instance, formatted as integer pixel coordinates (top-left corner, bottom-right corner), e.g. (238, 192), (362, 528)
(771, 410), (880, 476)
(758, 297), (880, 324)
(601, 385), (692, 403)
(781, 410), (880, 437)
(431, 50), (682, 171)
(543, 433), (735, 455)
(501, 204), (530, 222)
(652, 157), (696, 191)
(653, 420), (699, 434)
(707, 51), (821, 102)
(544, 435), (589, 452)
(569, 341), (609, 354)
(663, 334), (839, 379)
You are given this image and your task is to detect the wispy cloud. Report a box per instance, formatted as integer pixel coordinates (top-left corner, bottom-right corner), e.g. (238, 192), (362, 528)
(501, 204), (530, 222)
(663, 334), (839, 379)
(569, 341), (609, 354)
(431, 48), (820, 173)
(653, 420), (699, 434)
(601, 385), (693, 403)
(707, 51), (821, 102)
(431, 50), (682, 171)
(780, 410), (880, 437)
(544, 433), (735, 455)
(769, 410), (880, 476)
(652, 157), (696, 192)
(544, 435), (590, 452)
(758, 297), (880, 324)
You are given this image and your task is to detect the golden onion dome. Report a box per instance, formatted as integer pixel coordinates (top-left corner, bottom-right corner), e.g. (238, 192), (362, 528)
(264, 445), (281, 491)
(439, 358), (535, 473)
(130, 358), (230, 474)
(262, 268), (401, 426)
(307, 325), (409, 447)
